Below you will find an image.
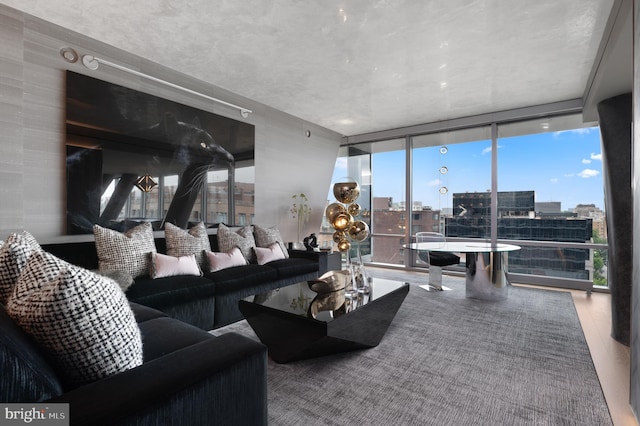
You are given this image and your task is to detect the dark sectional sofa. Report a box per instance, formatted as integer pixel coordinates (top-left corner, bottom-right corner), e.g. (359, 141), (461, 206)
(2, 229), (334, 424)
(41, 233), (328, 330)
(1, 300), (268, 425)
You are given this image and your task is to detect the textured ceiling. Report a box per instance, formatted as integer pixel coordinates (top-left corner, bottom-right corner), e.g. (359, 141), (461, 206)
(2, 0), (615, 136)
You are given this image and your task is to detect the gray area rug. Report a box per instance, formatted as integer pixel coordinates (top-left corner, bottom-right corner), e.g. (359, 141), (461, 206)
(213, 278), (611, 425)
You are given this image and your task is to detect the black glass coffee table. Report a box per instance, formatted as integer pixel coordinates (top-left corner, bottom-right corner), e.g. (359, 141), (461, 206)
(238, 277), (409, 363)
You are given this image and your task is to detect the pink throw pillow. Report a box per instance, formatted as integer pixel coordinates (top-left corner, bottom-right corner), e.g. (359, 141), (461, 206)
(150, 253), (202, 279)
(206, 247), (247, 272)
(254, 243), (286, 265)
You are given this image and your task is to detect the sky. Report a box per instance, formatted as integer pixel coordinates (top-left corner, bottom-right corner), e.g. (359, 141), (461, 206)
(333, 127), (604, 212)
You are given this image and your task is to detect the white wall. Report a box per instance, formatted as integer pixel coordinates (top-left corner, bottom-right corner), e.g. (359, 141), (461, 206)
(0, 4), (341, 243)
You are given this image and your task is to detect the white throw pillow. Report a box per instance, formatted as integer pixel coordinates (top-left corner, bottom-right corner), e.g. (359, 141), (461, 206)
(150, 252), (203, 279)
(206, 247), (247, 272)
(6, 250), (143, 387)
(216, 224), (256, 263)
(94, 222), (157, 278)
(0, 231), (41, 304)
(164, 222), (211, 269)
(254, 242), (286, 265)
(253, 224), (289, 259)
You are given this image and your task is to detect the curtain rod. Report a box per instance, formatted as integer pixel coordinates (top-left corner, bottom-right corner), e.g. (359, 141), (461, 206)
(81, 55), (252, 118)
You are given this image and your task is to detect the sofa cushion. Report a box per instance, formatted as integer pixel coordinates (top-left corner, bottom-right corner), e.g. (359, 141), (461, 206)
(150, 253), (202, 279)
(206, 247), (247, 272)
(217, 224), (256, 263)
(0, 303), (64, 402)
(94, 222), (157, 278)
(255, 243), (286, 265)
(6, 250), (144, 388)
(204, 264), (278, 294)
(264, 257), (320, 280)
(129, 302), (168, 323)
(0, 231), (41, 304)
(137, 316), (214, 361)
(164, 222), (211, 269)
(126, 275), (216, 308)
(253, 224), (289, 258)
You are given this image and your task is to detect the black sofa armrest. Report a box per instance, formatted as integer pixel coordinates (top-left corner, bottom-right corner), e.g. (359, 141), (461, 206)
(49, 333), (267, 426)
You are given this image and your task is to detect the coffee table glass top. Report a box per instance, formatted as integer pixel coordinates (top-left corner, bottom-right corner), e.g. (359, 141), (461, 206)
(245, 277), (408, 323)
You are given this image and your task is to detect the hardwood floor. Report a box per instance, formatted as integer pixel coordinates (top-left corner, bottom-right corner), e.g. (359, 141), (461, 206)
(570, 289), (636, 426)
(366, 266), (637, 425)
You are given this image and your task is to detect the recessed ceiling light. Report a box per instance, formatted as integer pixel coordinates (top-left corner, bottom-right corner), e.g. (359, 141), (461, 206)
(60, 47), (78, 63)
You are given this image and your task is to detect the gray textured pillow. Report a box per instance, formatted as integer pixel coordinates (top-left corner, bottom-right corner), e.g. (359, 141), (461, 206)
(0, 231), (41, 304)
(217, 224), (256, 263)
(93, 269), (135, 292)
(164, 221), (211, 269)
(6, 250), (143, 387)
(94, 222), (157, 278)
(253, 224), (289, 258)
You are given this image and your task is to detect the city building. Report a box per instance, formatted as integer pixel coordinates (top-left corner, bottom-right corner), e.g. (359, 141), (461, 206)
(447, 191), (593, 279)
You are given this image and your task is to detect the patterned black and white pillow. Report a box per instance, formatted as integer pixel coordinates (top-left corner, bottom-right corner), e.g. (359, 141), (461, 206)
(6, 250), (143, 387)
(93, 269), (135, 292)
(0, 231), (41, 304)
(164, 221), (211, 269)
(94, 222), (157, 278)
(253, 224), (289, 259)
(216, 224), (257, 263)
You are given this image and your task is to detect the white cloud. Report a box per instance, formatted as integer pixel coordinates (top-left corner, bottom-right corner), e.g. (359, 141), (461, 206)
(550, 178), (559, 183)
(553, 128), (597, 138)
(427, 179), (441, 187)
(481, 144), (502, 155)
(578, 169), (600, 178)
(582, 159), (591, 164)
(590, 152), (602, 161)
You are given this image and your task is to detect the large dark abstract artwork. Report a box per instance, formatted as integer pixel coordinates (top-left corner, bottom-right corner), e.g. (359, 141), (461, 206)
(65, 71), (255, 234)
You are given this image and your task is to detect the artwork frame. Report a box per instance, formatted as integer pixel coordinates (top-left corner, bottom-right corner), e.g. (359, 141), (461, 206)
(65, 71), (255, 234)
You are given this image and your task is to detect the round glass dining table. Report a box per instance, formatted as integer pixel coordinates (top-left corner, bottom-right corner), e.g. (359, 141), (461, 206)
(403, 241), (521, 301)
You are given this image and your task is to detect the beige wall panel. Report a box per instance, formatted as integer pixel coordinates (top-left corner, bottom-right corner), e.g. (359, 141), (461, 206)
(255, 107), (339, 242)
(0, 6), (24, 233)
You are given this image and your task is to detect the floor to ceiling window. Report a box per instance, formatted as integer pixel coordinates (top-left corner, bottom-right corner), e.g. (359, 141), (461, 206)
(331, 110), (607, 290)
(497, 115), (606, 285)
(326, 142), (402, 265)
(411, 127), (492, 237)
(369, 141), (405, 265)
